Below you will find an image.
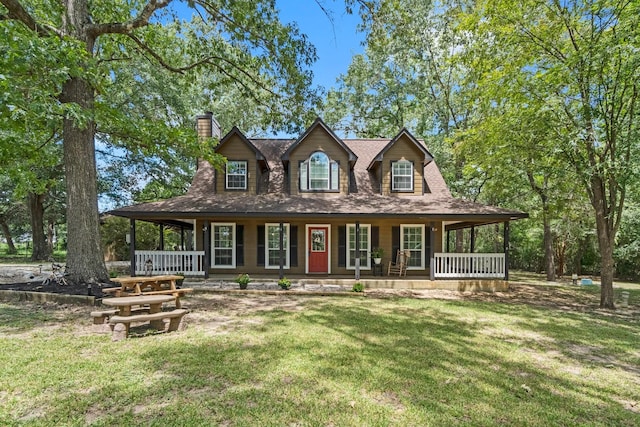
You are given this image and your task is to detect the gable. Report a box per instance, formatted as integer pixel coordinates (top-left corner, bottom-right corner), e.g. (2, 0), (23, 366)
(367, 128), (433, 171)
(282, 117), (357, 165)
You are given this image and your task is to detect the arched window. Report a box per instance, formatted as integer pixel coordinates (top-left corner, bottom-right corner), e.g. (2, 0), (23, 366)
(299, 152), (339, 191)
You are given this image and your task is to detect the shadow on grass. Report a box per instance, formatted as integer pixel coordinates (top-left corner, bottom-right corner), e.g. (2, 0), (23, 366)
(66, 298), (637, 425)
(3, 291), (639, 425)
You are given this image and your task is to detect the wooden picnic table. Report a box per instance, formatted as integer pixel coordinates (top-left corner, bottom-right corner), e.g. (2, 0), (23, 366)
(101, 294), (187, 340)
(106, 275), (191, 308)
(110, 275), (183, 294)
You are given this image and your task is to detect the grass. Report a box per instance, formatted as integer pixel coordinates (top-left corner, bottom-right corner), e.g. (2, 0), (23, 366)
(0, 288), (639, 426)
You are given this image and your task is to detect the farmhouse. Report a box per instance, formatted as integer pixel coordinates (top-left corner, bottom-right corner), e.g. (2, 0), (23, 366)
(110, 113), (527, 290)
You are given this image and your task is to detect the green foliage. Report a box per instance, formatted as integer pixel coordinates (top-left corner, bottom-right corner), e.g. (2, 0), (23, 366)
(278, 277), (291, 290)
(371, 247), (384, 258)
(100, 216), (184, 260)
(614, 205), (640, 280)
(235, 273), (251, 289)
(352, 282), (364, 293)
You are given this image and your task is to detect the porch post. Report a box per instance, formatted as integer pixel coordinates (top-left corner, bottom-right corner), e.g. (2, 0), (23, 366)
(470, 225), (476, 273)
(470, 226), (476, 253)
(159, 224), (164, 250)
(355, 221), (361, 281)
(279, 222), (284, 279)
(129, 219), (136, 277)
(446, 230), (450, 253)
(429, 223), (435, 281)
(504, 221), (510, 281)
(180, 227), (185, 250)
(203, 221), (210, 279)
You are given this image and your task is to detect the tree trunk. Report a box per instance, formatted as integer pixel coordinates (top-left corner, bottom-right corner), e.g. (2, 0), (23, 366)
(47, 220), (55, 252)
(0, 218), (17, 254)
(28, 193), (50, 261)
(542, 211), (555, 281)
(555, 238), (566, 277)
(61, 76), (108, 283)
(590, 178), (615, 309)
(60, 0), (108, 283)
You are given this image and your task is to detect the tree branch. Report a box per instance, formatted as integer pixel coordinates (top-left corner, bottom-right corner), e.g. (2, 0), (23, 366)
(127, 33), (279, 98)
(0, 0), (60, 36)
(86, 0), (172, 37)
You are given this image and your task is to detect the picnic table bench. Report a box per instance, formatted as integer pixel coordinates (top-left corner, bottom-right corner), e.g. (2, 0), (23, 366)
(100, 295), (187, 341)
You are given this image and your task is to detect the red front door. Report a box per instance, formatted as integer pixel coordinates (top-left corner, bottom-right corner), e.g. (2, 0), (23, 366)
(308, 227), (329, 273)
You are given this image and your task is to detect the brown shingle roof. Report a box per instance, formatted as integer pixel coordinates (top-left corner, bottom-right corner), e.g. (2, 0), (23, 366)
(111, 132), (524, 221)
(111, 192), (524, 220)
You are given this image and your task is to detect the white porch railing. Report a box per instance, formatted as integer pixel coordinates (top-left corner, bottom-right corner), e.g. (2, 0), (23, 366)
(433, 253), (505, 279)
(135, 250), (205, 276)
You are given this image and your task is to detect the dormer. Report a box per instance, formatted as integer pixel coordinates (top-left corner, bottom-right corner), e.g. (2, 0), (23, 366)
(215, 127), (270, 195)
(367, 128), (434, 196)
(282, 118), (357, 196)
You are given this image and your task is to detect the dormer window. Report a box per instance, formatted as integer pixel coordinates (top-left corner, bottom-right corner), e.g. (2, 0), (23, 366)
(226, 161), (247, 190)
(392, 160), (413, 191)
(300, 152), (339, 191)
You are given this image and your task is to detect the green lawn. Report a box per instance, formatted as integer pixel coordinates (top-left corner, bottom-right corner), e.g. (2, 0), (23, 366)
(0, 287), (638, 426)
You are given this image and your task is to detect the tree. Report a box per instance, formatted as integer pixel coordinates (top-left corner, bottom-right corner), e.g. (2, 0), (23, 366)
(459, 0), (640, 308)
(1, 0), (319, 283)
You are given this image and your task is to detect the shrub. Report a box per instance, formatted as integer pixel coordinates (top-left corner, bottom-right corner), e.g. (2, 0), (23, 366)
(352, 282), (364, 292)
(278, 277), (292, 290)
(235, 273), (251, 289)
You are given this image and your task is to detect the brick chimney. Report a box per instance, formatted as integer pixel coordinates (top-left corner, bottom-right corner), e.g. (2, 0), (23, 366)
(195, 111), (221, 139)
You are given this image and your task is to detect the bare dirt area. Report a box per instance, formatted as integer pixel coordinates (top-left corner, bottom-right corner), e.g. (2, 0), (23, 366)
(1, 280), (637, 341)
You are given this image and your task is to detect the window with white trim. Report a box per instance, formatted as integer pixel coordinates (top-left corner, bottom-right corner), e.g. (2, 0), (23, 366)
(347, 224), (371, 269)
(401, 224), (424, 269)
(226, 161), (247, 190)
(300, 152), (339, 191)
(392, 160), (414, 191)
(266, 223), (290, 269)
(212, 223), (235, 267)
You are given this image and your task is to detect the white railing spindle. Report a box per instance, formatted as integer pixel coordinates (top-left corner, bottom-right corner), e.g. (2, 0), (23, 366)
(433, 253), (505, 279)
(134, 250), (205, 276)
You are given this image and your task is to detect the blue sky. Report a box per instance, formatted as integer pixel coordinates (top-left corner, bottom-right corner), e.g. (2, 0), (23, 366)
(276, 0), (365, 90)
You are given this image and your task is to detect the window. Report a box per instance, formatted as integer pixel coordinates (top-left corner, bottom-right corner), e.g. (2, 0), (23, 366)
(401, 224), (424, 269)
(226, 161), (247, 190)
(347, 224), (370, 269)
(266, 223), (289, 269)
(300, 152), (339, 191)
(212, 223), (235, 268)
(392, 160), (414, 191)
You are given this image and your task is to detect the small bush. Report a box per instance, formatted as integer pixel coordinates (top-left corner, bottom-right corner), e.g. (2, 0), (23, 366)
(108, 271), (118, 278)
(352, 282), (364, 292)
(278, 277), (292, 290)
(235, 273), (251, 289)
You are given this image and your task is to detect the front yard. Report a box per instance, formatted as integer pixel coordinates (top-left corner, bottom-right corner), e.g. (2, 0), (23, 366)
(0, 284), (638, 426)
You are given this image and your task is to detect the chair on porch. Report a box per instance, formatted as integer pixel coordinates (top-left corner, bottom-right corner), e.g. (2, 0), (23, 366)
(387, 249), (409, 276)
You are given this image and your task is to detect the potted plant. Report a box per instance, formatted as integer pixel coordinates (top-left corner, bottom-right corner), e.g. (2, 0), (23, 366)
(235, 273), (251, 289)
(278, 277), (292, 290)
(371, 247), (384, 264)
